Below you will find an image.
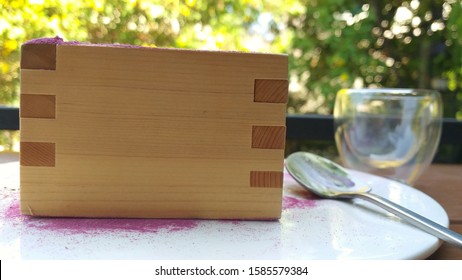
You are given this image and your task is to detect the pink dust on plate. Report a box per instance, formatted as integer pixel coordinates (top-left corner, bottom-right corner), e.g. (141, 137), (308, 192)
(3, 197), (198, 235)
(282, 196), (316, 210)
(3, 195), (309, 233)
(282, 164), (318, 210)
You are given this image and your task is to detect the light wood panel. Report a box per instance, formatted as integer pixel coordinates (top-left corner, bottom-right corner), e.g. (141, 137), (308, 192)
(20, 40), (288, 219)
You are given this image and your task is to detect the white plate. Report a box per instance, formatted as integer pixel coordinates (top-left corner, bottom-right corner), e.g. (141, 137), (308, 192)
(0, 166), (447, 260)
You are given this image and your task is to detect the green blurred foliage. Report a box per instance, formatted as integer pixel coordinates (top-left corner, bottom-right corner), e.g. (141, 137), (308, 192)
(2, 0), (462, 111)
(287, 0), (462, 116)
(1, 0), (462, 151)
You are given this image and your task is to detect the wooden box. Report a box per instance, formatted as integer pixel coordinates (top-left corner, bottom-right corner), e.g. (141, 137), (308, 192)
(19, 37), (288, 219)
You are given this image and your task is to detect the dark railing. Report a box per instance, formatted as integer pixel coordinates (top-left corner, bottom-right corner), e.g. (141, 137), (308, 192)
(0, 107), (19, 130)
(286, 114), (462, 145)
(1, 107), (461, 160)
(287, 114), (462, 163)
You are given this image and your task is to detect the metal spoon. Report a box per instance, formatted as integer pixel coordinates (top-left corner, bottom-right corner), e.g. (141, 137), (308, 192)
(286, 151), (462, 249)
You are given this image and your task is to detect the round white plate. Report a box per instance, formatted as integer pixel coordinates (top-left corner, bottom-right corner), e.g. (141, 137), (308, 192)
(0, 168), (447, 260)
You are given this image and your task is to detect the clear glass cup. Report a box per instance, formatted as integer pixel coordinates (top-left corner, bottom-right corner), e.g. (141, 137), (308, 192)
(333, 88), (443, 185)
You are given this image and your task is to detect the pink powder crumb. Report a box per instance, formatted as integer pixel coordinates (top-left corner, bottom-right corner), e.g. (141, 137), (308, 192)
(283, 170), (296, 182)
(29, 216), (199, 234)
(219, 217), (278, 225)
(4, 198), (25, 222)
(24, 36), (147, 49)
(3, 198), (198, 234)
(24, 36), (65, 45)
(282, 196), (317, 210)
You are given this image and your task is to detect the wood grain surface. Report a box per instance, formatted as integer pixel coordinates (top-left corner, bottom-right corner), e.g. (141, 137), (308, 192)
(416, 164), (462, 259)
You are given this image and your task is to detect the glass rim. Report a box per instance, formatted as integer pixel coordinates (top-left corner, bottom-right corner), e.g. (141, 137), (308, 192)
(338, 88), (440, 96)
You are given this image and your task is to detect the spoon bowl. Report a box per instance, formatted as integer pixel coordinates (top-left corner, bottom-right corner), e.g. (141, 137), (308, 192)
(286, 151), (370, 198)
(286, 151), (462, 249)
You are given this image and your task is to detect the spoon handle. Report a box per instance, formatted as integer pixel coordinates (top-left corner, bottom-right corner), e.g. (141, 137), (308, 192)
(355, 192), (462, 249)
